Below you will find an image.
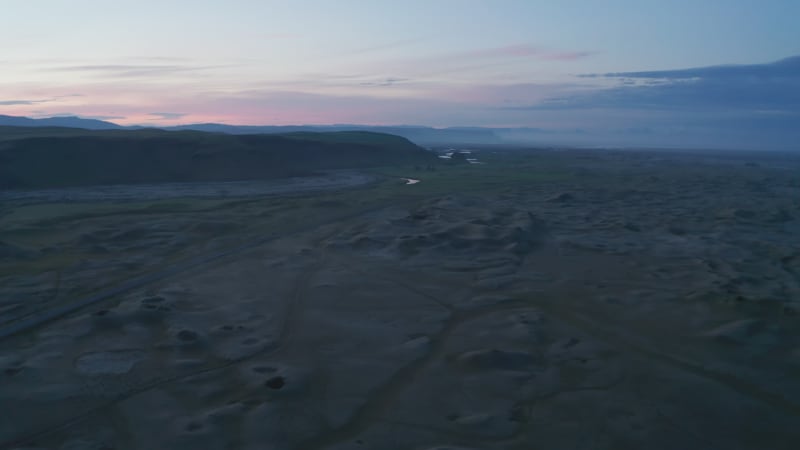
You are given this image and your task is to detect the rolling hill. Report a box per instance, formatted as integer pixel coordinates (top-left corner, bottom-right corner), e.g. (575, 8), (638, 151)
(0, 114), (504, 146)
(0, 127), (437, 189)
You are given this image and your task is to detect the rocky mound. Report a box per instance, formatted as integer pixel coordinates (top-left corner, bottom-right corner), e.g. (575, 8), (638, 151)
(0, 241), (35, 260)
(328, 196), (547, 261)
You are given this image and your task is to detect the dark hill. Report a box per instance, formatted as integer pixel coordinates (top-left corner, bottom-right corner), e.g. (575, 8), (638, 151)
(0, 128), (436, 189)
(169, 123), (502, 145)
(0, 115), (505, 146)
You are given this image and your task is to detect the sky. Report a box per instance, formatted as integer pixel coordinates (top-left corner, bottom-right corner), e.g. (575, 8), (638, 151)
(1, 0), (799, 149)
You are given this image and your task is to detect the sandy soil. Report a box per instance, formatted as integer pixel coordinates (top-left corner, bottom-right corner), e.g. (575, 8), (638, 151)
(1, 149), (799, 449)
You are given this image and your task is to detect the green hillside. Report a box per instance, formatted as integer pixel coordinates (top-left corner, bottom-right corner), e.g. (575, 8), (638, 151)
(0, 127), (437, 189)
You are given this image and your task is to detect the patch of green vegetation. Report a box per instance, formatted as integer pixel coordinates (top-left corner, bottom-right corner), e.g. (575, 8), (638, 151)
(365, 160), (573, 197)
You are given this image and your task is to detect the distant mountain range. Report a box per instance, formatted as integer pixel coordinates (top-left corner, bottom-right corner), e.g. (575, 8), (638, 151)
(0, 114), (122, 130)
(0, 114), (552, 146)
(3, 114), (794, 151)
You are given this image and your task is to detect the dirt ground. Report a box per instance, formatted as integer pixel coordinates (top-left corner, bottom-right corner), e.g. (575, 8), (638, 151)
(1, 149), (799, 449)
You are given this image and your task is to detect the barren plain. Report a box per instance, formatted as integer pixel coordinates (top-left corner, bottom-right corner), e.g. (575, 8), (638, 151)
(1, 148), (799, 449)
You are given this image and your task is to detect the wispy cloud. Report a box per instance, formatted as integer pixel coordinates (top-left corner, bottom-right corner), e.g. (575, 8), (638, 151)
(0, 94), (81, 106)
(583, 55), (800, 79)
(130, 56), (195, 63)
(46, 63), (235, 78)
(32, 112), (127, 121)
(348, 36), (434, 55)
(49, 64), (184, 72)
(350, 43), (597, 84)
(148, 112), (187, 120)
(490, 55), (800, 150)
(540, 51), (596, 61)
(457, 44), (595, 62)
(512, 55), (800, 113)
(80, 114), (127, 120)
(0, 99), (47, 105)
(359, 77), (409, 87)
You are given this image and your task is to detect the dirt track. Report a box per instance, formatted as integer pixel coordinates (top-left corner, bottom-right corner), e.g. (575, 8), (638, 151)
(0, 171), (376, 204)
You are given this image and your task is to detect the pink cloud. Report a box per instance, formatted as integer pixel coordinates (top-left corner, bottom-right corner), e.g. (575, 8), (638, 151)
(0, 66), (593, 127)
(540, 51), (596, 61)
(465, 44), (544, 58)
(0, 82), (566, 127)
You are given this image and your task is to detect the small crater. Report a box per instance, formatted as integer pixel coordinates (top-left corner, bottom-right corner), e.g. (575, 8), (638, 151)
(76, 350), (144, 375)
(185, 421), (203, 432)
(509, 405), (527, 422)
(623, 223), (640, 232)
(457, 349), (537, 371)
(177, 330), (199, 342)
(4, 367), (22, 376)
(547, 192), (574, 203)
(265, 376), (286, 390)
(668, 226), (686, 236)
